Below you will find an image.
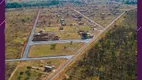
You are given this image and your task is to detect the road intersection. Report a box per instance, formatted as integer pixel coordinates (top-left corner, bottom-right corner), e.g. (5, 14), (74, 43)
(47, 7), (132, 80)
(6, 5), (136, 80)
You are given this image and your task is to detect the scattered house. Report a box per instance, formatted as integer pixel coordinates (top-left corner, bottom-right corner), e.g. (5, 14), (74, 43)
(91, 25), (98, 30)
(87, 33), (94, 38)
(78, 21), (84, 25)
(32, 30), (60, 41)
(79, 10), (88, 13)
(93, 28), (97, 31)
(60, 19), (66, 26)
(101, 13), (105, 19)
(78, 30), (93, 39)
(53, 36), (60, 40)
(77, 16), (82, 21)
(93, 25), (97, 28)
(71, 14), (78, 18)
(44, 65), (55, 72)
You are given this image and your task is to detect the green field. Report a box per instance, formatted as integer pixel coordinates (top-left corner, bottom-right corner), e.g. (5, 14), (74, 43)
(35, 26), (92, 32)
(28, 43), (85, 57)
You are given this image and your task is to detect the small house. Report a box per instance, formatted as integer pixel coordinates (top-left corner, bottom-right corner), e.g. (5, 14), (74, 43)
(44, 65), (55, 72)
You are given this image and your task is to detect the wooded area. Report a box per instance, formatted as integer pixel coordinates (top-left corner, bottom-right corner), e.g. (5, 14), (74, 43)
(65, 10), (137, 80)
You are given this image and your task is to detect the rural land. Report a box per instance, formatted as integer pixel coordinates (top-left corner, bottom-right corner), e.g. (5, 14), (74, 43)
(5, 0), (137, 80)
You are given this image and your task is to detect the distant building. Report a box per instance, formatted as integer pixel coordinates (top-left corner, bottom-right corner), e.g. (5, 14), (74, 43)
(60, 19), (66, 26)
(32, 31), (60, 41)
(78, 30), (93, 39)
(44, 65), (55, 72)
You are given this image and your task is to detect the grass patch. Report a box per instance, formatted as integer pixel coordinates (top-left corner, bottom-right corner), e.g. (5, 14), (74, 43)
(28, 43), (85, 57)
(35, 26), (92, 32)
(57, 32), (81, 40)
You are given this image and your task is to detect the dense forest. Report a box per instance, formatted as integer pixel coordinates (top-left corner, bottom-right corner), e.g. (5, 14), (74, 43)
(114, 0), (137, 4)
(6, 1), (59, 8)
(5, 1), (82, 8)
(65, 10), (137, 80)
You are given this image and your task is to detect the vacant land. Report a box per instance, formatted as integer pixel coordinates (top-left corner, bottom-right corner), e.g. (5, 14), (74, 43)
(65, 10), (137, 80)
(35, 26), (92, 33)
(28, 43), (85, 57)
(10, 59), (67, 80)
(6, 8), (37, 59)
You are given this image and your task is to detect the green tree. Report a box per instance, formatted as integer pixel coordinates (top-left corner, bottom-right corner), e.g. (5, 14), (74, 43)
(50, 44), (56, 50)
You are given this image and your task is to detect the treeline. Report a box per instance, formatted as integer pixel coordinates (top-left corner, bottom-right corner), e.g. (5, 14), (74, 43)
(65, 10), (137, 80)
(123, 1), (137, 4)
(6, 1), (59, 8)
(114, 0), (137, 4)
(5, 1), (83, 8)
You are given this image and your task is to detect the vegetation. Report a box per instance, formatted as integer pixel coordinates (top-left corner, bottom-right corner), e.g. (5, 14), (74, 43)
(6, 9), (36, 59)
(28, 43), (85, 57)
(6, 1), (60, 8)
(50, 44), (57, 50)
(66, 10), (136, 80)
(123, 1), (137, 4)
(6, 0), (84, 9)
(6, 62), (19, 80)
(10, 59), (66, 80)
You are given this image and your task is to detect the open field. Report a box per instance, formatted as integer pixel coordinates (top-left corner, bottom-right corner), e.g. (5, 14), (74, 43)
(35, 26), (92, 32)
(28, 43), (85, 57)
(56, 32), (81, 40)
(6, 8), (37, 59)
(8, 59), (67, 80)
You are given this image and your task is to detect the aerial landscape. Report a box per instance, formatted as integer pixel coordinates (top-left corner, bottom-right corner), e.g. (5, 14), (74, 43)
(5, 0), (137, 80)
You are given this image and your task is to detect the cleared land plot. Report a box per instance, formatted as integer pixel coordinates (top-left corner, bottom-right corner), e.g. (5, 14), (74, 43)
(35, 26), (92, 32)
(6, 8), (37, 59)
(10, 59), (67, 80)
(28, 43), (85, 57)
(56, 32), (81, 40)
